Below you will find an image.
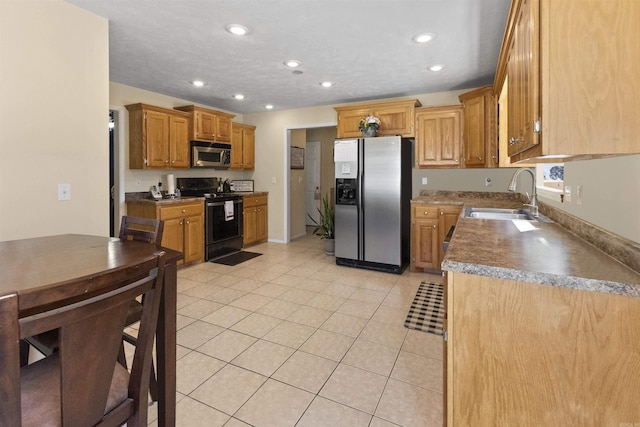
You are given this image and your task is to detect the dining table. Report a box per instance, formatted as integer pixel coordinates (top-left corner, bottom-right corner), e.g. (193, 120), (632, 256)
(0, 234), (183, 426)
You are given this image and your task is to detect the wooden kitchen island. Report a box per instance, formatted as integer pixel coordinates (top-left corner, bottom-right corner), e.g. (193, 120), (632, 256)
(442, 210), (640, 426)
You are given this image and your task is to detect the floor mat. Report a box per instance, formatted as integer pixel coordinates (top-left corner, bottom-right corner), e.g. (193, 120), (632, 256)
(210, 251), (262, 266)
(404, 282), (444, 336)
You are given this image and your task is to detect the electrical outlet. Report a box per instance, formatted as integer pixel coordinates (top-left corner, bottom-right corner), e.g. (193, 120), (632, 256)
(421, 177), (428, 185)
(136, 179), (142, 186)
(58, 184), (71, 201)
(272, 177), (277, 184)
(563, 185), (572, 202)
(485, 177), (492, 187)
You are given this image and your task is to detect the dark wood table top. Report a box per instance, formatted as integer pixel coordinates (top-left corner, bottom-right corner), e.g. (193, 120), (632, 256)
(0, 234), (181, 312)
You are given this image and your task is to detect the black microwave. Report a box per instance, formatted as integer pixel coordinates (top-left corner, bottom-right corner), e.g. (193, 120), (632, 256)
(190, 141), (231, 169)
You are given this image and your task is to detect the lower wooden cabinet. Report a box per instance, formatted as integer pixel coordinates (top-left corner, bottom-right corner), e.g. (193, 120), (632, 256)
(410, 203), (462, 272)
(446, 271), (640, 426)
(243, 194), (268, 246)
(125, 200), (204, 265)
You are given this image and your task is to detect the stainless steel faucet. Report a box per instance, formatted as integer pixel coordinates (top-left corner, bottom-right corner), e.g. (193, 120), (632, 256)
(508, 168), (538, 217)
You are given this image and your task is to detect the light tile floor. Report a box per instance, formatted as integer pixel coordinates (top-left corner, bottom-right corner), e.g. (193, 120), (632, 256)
(147, 228), (444, 427)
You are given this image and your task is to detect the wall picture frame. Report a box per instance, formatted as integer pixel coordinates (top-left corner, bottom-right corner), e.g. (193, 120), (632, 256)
(290, 146), (304, 169)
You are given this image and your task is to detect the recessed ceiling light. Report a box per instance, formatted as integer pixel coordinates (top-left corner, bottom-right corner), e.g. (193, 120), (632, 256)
(192, 80), (205, 87)
(413, 33), (435, 43)
(320, 82), (333, 88)
(233, 94), (245, 100)
(265, 104), (274, 110)
(225, 24), (249, 36)
(284, 60), (301, 68)
(429, 64), (445, 72)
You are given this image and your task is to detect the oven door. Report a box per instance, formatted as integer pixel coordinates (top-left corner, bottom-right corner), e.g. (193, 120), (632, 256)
(205, 199), (243, 244)
(191, 141), (231, 168)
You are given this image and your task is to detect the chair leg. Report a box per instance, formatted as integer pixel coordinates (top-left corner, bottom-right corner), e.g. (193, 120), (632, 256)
(19, 339), (30, 367)
(149, 361), (159, 403)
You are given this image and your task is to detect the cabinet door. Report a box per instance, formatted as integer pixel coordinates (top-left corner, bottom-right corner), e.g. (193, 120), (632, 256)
(507, 0), (540, 157)
(415, 108), (461, 168)
(145, 110), (170, 168)
(337, 107), (371, 138)
(169, 115), (190, 169)
(243, 207), (257, 245)
(375, 104), (414, 137)
(230, 127), (244, 169)
(216, 115), (232, 143)
(412, 218), (440, 270)
(242, 128), (255, 170)
(462, 95), (486, 168)
(256, 204), (267, 241)
(195, 111), (216, 141)
(161, 217), (184, 258)
(438, 206), (462, 266)
(183, 214), (204, 264)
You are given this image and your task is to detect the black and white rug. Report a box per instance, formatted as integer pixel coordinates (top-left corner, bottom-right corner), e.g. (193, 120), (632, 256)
(404, 282), (444, 336)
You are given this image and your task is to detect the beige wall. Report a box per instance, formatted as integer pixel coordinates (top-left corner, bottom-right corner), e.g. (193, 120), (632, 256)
(539, 155), (640, 243)
(0, 0), (109, 241)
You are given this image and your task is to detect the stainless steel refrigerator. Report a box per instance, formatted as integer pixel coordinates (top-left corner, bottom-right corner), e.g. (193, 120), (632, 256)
(334, 136), (412, 274)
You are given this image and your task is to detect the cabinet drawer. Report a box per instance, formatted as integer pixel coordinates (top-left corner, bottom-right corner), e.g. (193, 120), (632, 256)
(243, 195), (267, 208)
(159, 203), (203, 220)
(412, 205), (439, 219)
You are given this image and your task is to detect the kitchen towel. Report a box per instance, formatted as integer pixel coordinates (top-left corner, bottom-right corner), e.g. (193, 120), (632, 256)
(224, 200), (234, 221)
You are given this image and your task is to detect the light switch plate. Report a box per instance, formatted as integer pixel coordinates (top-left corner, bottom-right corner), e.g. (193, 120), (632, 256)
(58, 183), (71, 201)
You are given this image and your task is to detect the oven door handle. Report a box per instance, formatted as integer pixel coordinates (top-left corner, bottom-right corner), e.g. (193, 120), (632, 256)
(206, 200), (243, 207)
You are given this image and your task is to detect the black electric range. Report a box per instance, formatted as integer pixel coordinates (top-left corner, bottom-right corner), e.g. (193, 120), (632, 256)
(176, 177), (243, 261)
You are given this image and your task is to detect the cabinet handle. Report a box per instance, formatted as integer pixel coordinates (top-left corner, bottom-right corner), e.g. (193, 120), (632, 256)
(424, 211), (429, 215)
(509, 137), (516, 145)
(433, 224), (437, 229)
(478, 157), (482, 160)
(179, 221), (183, 225)
(164, 160), (169, 164)
(182, 209), (186, 213)
(440, 211), (444, 215)
(186, 220), (190, 224)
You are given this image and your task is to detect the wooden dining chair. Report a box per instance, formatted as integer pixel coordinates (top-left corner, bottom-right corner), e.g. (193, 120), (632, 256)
(119, 215), (165, 245)
(118, 216), (164, 402)
(21, 216), (165, 402)
(2, 251), (166, 427)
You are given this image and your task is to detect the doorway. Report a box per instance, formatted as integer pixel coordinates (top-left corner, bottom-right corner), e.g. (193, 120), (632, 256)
(305, 141), (321, 225)
(284, 124), (337, 243)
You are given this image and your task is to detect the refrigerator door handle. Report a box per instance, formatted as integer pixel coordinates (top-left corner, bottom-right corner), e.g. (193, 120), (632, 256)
(358, 138), (364, 260)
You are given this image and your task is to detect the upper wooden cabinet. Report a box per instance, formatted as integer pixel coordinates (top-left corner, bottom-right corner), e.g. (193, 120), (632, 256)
(459, 86), (498, 168)
(126, 103), (190, 170)
(334, 99), (422, 138)
(174, 105), (235, 143)
(414, 105), (462, 168)
(231, 123), (256, 170)
(495, 0), (640, 163)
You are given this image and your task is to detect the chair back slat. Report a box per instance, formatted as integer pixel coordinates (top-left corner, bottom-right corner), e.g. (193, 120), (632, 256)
(119, 216), (164, 245)
(16, 251), (166, 427)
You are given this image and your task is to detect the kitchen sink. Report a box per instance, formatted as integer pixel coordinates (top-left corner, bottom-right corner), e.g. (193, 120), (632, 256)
(464, 207), (538, 221)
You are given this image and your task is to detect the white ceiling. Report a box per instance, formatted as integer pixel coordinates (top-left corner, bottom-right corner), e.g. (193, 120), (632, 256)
(67, 0), (511, 115)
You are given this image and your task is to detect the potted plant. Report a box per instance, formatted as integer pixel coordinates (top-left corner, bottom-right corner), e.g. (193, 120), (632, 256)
(308, 193), (335, 255)
(359, 115), (381, 137)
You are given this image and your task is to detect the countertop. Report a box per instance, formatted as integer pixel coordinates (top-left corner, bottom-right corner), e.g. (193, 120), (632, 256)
(412, 192), (640, 297)
(125, 191), (268, 204)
